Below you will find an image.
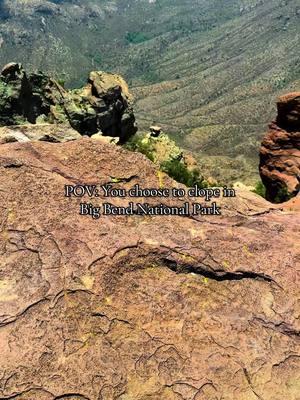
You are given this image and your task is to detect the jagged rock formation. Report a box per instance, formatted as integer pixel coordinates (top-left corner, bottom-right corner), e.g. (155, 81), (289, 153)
(259, 92), (300, 202)
(0, 62), (137, 142)
(0, 137), (299, 399)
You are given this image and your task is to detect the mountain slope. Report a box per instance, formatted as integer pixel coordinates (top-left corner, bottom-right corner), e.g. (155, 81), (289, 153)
(130, 0), (300, 183)
(0, 0), (299, 183)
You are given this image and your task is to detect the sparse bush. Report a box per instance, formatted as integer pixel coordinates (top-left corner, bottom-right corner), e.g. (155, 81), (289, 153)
(252, 181), (293, 203)
(93, 54), (102, 65)
(126, 32), (149, 44)
(124, 135), (155, 162)
(57, 78), (66, 88)
(143, 70), (162, 84)
(273, 186), (293, 204)
(125, 135), (208, 188)
(252, 181), (266, 198)
(161, 159), (207, 188)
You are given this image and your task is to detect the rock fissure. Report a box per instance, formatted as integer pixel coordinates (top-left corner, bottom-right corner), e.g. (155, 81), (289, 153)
(160, 257), (276, 284)
(0, 121), (299, 399)
(0, 388), (55, 400)
(53, 394), (91, 400)
(243, 368), (264, 400)
(252, 317), (300, 338)
(0, 297), (50, 328)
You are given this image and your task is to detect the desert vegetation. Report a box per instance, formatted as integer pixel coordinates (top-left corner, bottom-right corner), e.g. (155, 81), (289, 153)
(0, 0), (299, 183)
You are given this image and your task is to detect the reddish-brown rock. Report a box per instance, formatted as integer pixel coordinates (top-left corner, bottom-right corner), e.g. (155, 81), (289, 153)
(0, 138), (299, 399)
(259, 92), (300, 202)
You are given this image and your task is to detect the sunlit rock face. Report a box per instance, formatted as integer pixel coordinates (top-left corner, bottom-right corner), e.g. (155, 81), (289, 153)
(0, 136), (299, 399)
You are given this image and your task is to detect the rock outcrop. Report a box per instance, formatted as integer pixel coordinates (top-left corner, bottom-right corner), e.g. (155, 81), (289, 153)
(0, 63), (137, 142)
(125, 130), (204, 186)
(128, 131), (184, 165)
(259, 92), (300, 202)
(0, 137), (299, 399)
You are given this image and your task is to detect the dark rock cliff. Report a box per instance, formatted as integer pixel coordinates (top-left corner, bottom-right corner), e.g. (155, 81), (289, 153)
(0, 62), (137, 142)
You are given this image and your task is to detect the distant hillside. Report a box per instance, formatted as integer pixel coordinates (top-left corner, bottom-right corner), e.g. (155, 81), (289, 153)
(0, 0), (299, 183)
(0, 0), (248, 85)
(130, 0), (300, 184)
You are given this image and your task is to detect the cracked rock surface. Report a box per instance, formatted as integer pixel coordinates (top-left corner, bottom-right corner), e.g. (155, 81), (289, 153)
(0, 138), (299, 400)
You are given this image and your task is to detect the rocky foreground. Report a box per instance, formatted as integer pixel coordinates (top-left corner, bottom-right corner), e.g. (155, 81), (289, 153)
(0, 136), (299, 399)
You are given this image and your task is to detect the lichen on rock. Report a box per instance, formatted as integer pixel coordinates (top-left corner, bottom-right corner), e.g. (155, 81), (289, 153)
(0, 62), (137, 142)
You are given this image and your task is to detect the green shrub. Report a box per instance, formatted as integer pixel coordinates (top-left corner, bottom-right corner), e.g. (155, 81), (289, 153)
(143, 70), (162, 84)
(57, 78), (66, 88)
(252, 180), (293, 203)
(126, 32), (150, 44)
(93, 54), (102, 65)
(252, 181), (266, 198)
(161, 159), (207, 188)
(273, 186), (293, 204)
(124, 135), (154, 162)
(125, 135), (208, 188)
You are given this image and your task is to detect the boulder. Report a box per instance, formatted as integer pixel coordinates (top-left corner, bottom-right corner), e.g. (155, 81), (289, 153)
(0, 62), (30, 126)
(0, 63), (137, 142)
(1, 62), (23, 80)
(0, 138), (299, 399)
(90, 132), (120, 144)
(277, 92), (300, 131)
(150, 125), (162, 137)
(259, 92), (300, 202)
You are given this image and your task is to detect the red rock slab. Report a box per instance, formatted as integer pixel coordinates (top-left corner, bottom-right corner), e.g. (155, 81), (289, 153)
(0, 138), (299, 400)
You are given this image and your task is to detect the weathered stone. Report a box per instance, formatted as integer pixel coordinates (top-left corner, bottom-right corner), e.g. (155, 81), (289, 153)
(88, 70), (132, 102)
(259, 92), (300, 202)
(0, 62), (23, 80)
(0, 124), (81, 144)
(277, 92), (300, 131)
(90, 132), (119, 144)
(150, 125), (162, 137)
(0, 63), (30, 126)
(0, 138), (299, 399)
(0, 63), (137, 142)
